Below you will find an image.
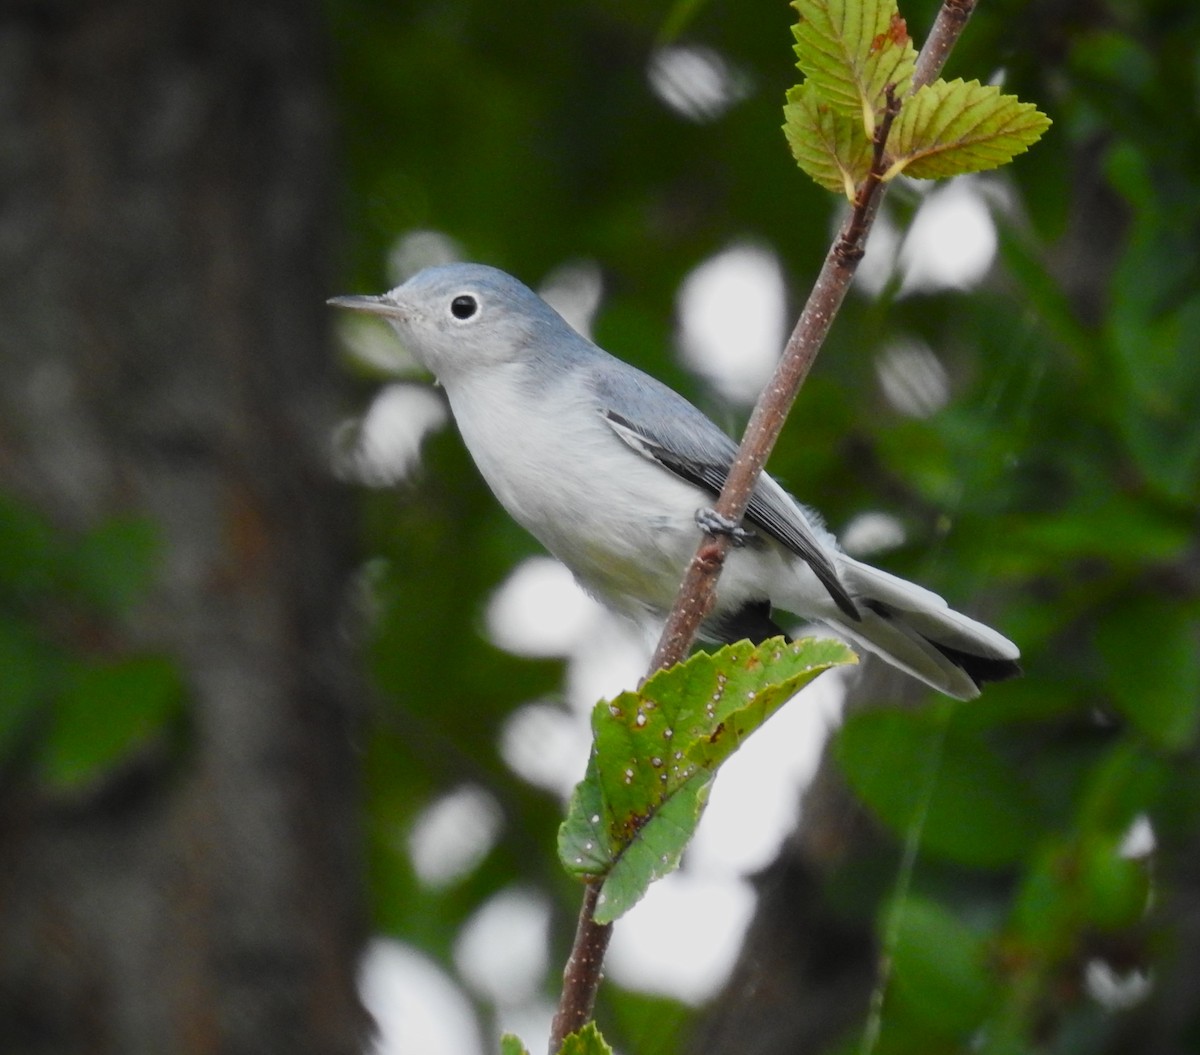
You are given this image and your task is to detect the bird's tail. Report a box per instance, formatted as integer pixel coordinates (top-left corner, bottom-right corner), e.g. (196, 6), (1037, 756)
(830, 557), (1021, 700)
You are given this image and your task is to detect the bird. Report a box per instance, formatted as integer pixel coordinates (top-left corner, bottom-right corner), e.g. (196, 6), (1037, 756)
(329, 262), (1020, 699)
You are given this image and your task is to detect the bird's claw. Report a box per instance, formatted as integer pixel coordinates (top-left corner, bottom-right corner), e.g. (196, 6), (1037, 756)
(696, 508), (754, 547)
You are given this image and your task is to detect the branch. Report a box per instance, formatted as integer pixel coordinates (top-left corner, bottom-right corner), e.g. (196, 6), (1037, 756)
(647, 99), (897, 673)
(548, 883), (613, 1052)
(913, 0), (977, 91)
(548, 5), (980, 1049)
(649, 0), (976, 673)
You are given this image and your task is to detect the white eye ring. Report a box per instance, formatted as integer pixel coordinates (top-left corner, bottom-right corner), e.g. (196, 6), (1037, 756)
(450, 294), (478, 321)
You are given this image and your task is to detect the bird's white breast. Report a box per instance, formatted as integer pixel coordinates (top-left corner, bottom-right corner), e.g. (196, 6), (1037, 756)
(445, 368), (710, 614)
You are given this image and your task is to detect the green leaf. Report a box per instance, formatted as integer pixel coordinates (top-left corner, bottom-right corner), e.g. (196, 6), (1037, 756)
(0, 620), (56, 759)
(1095, 598), (1200, 750)
(658, 0), (708, 43)
(888, 895), (994, 1036)
(0, 491), (61, 598)
(559, 754), (615, 876)
(559, 637), (855, 923)
(501, 1034), (532, 1055)
(1077, 742), (1169, 837)
(837, 706), (1043, 866)
(604, 988), (692, 1055)
(783, 83), (874, 198)
(68, 515), (162, 616)
(558, 1022), (615, 1055)
(790, 0), (916, 135)
(1013, 834), (1151, 955)
(1078, 833), (1150, 930)
(1000, 494), (1190, 568)
(1104, 162), (1200, 502)
(593, 770), (711, 924)
(41, 654), (184, 790)
(1011, 843), (1076, 957)
(886, 78), (1052, 180)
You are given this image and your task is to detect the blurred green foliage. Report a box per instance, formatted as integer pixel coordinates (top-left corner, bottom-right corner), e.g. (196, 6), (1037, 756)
(0, 493), (182, 791)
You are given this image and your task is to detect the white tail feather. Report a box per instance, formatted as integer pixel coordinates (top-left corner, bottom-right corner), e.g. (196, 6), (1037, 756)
(827, 557), (1020, 700)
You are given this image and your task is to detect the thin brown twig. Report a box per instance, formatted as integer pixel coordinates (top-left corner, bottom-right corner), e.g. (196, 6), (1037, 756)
(548, 883), (613, 1048)
(647, 86), (903, 675)
(913, 0), (977, 90)
(548, 4), (979, 1050)
(650, 0), (976, 675)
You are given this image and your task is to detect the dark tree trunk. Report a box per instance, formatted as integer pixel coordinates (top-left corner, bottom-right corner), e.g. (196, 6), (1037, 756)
(0, 1), (366, 1052)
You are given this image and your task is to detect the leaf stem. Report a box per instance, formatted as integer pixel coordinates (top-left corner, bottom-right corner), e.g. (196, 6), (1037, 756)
(548, 883), (613, 1053)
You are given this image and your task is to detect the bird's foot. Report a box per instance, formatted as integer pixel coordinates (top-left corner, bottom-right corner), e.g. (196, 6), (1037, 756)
(695, 508), (755, 547)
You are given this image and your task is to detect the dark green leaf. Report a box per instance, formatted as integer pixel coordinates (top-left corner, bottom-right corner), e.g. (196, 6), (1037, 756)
(1078, 834), (1150, 930)
(0, 491), (60, 598)
(0, 620), (55, 758)
(1096, 598), (1200, 750)
(559, 753), (617, 877)
(68, 516), (161, 616)
(560, 637), (855, 922)
(41, 654), (184, 790)
(837, 706), (1042, 866)
(593, 771), (711, 923)
(1077, 742), (1169, 835)
(888, 895), (994, 1036)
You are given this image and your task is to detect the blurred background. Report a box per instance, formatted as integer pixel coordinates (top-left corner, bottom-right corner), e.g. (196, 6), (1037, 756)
(1, 0), (1198, 1053)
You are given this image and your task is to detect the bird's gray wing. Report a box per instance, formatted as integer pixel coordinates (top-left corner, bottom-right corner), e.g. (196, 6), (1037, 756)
(592, 369), (859, 620)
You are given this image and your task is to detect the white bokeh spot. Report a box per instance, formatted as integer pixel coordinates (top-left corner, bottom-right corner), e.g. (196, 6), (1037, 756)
(1119, 813), (1156, 859)
(499, 700), (594, 800)
(388, 229), (463, 285)
(539, 260), (605, 341)
(606, 871), (758, 1004)
(408, 784), (504, 889)
(689, 669), (845, 877)
(875, 339), (951, 418)
(333, 384), (448, 487)
(839, 510), (907, 557)
(360, 939), (484, 1055)
(854, 205), (903, 296)
(453, 887), (552, 1006)
(677, 243), (788, 405)
(899, 178), (997, 293)
(486, 557), (606, 659)
(1084, 959), (1153, 1012)
(647, 44), (752, 122)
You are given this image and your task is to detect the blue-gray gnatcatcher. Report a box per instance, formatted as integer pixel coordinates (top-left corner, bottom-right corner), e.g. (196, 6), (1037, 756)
(330, 263), (1020, 699)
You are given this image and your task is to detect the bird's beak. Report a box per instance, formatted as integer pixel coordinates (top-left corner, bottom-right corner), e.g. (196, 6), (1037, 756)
(326, 293), (406, 319)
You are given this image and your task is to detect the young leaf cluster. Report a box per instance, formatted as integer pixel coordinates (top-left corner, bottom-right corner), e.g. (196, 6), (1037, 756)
(503, 1022), (613, 1055)
(783, 0), (1050, 198)
(558, 636), (855, 924)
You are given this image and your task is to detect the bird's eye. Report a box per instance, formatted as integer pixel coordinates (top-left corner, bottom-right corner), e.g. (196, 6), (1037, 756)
(450, 294), (478, 320)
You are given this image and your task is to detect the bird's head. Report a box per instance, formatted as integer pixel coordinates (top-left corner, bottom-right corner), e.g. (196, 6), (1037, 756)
(329, 263), (581, 381)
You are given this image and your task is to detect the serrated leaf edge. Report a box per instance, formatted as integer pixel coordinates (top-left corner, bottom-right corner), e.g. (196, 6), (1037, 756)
(790, 0), (916, 135)
(884, 78), (1053, 180)
(561, 637), (855, 918)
